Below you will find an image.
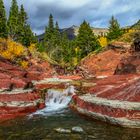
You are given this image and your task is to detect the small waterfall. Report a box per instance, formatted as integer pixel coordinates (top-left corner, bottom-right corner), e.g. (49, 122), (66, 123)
(31, 86), (75, 116)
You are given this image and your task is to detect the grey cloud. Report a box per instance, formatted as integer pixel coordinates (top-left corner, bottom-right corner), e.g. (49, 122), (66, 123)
(4, 0), (140, 34)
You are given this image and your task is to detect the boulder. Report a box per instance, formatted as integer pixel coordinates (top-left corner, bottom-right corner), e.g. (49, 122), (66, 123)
(72, 126), (84, 133)
(115, 53), (140, 75)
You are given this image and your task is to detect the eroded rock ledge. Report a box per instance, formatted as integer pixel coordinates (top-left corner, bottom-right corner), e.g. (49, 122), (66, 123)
(0, 58), (53, 121)
(70, 74), (140, 128)
(70, 41), (140, 128)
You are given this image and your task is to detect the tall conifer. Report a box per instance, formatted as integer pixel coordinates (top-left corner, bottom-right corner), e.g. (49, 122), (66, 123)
(0, 0), (8, 38)
(76, 20), (100, 58)
(48, 14), (54, 33)
(7, 0), (19, 40)
(18, 4), (36, 46)
(107, 16), (123, 40)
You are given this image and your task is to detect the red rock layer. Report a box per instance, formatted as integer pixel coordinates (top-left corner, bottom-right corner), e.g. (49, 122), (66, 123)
(71, 74), (140, 128)
(79, 49), (128, 77)
(0, 58), (52, 121)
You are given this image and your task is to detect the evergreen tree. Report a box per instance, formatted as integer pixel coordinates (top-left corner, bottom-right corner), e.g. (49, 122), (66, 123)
(76, 20), (100, 58)
(17, 4), (27, 43)
(55, 21), (59, 32)
(107, 16), (123, 40)
(18, 5), (27, 27)
(53, 21), (61, 45)
(44, 26), (50, 42)
(48, 14), (54, 33)
(0, 0), (8, 38)
(44, 14), (61, 50)
(7, 0), (19, 40)
(18, 5), (36, 46)
(44, 14), (54, 42)
(22, 25), (36, 46)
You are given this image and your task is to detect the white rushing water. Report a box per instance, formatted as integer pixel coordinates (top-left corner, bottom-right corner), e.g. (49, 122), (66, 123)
(31, 86), (75, 116)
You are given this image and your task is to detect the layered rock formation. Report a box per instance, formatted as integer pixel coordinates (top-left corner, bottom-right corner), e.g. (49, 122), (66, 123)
(71, 74), (140, 128)
(71, 40), (140, 128)
(0, 57), (52, 121)
(79, 49), (128, 77)
(78, 41), (140, 77)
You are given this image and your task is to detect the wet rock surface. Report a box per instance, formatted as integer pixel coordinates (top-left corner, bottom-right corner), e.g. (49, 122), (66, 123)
(72, 126), (84, 133)
(55, 128), (71, 134)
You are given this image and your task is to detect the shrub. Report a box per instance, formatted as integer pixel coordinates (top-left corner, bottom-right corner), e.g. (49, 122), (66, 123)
(20, 60), (29, 68)
(0, 38), (25, 60)
(98, 37), (108, 47)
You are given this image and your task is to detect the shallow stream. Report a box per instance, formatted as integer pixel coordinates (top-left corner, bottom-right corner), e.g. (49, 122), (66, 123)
(0, 87), (140, 140)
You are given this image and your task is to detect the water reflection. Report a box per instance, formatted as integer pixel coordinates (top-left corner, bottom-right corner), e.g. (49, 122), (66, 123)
(0, 110), (140, 140)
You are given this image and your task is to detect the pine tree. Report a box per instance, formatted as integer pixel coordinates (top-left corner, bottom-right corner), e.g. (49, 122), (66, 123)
(22, 25), (36, 46)
(18, 5), (27, 27)
(7, 0), (19, 40)
(107, 16), (123, 40)
(44, 14), (54, 42)
(17, 5), (36, 46)
(48, 14), (54, 33)
(55, 21), (59, 32)
(76, 20), (100, 58)
(53, 21), (61, 45)
(44, 26), (50, 42)
(17, 4), (27, 43)
(44, 14), (59, 50)
(0, 0), (8, 38)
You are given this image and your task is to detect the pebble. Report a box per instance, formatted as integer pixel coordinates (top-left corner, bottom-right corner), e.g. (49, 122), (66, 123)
(72, 126), (84, 133)
(54, 128), (71, 134)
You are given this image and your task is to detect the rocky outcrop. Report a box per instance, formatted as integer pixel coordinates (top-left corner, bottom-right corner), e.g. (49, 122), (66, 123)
(0, 57), (53, 122)
(115, 39), (140, 75)
(0, 89), (45, 121)
(70, 74), (140, 128)
(79, 41), (140, 77)
(0, 57), (83, 121)
(71, 40), (140, 128)
(79, 49), (129, 77)
(114, 53), (140, 75)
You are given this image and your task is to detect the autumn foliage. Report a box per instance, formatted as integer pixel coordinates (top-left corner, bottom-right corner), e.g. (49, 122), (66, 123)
(98, 37), (108, 47)
(0, 38), (25, 60)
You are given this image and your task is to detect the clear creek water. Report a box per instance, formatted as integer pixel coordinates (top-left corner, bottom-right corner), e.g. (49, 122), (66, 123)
(0, 87), (140, 140)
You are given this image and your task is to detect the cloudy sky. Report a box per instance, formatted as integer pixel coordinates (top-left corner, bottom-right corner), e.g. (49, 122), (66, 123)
(4, 0), (140, 35)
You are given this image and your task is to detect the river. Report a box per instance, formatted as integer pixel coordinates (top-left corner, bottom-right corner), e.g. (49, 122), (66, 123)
(0, 87), (140, 140)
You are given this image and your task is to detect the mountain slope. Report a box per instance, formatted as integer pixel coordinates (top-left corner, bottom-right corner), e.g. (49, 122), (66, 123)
(131, 20), (140, 30)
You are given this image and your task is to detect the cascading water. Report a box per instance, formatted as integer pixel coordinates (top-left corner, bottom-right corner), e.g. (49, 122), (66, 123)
(31, 86), (75, 116)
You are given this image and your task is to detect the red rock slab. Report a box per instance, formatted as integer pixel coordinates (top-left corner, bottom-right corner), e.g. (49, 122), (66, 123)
(8, 70), (27, 78)
(87, 74), (137, 94)
(0, 92), (41, 102)
(0, 61), (22, 71)
(11, 78), (27, 89)
(89, 75), (140, 102)
(26, 71), (45, 81)
(0, 103), (45, 122)
(57, 75), (82, 80)
(35, 83), (66, 90)
(80, 50), (127, 77)
(0, 79), (12, 89)
(71, 95), (140, 128)
(0, 78), (32, 90)
(0, 72), (11, 79)
(72, 95), (140, 119)
(96, 74), (138, 86)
